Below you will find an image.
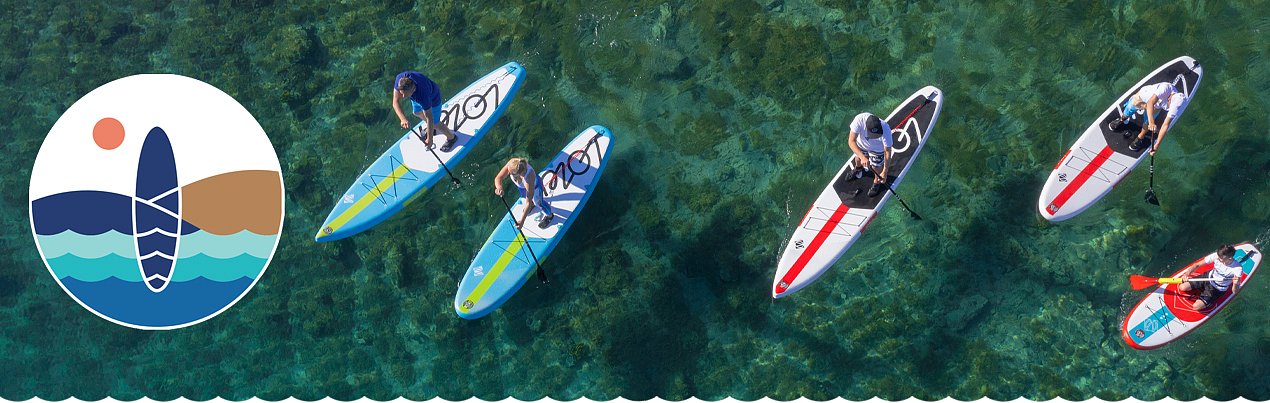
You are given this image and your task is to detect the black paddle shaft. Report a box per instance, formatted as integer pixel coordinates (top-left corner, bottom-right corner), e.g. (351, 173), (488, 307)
(499, 195), (548, 283)
(885, 184), (924, 220)
(1143, 62), (1200, 206)
(1144, 152), (1160, 206)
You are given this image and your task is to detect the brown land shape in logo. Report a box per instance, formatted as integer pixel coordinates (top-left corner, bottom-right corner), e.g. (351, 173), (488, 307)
(181, 170), (283, 235)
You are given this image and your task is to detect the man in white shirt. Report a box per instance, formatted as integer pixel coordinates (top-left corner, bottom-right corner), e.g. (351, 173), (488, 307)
(846, 113), (897, 197)
(1177, 245), (1246, 310)
(1108, 82), (1190, 155)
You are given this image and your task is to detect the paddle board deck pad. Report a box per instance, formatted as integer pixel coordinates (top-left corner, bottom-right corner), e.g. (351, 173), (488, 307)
(772, 86), (943, 298)
(315, 62), (526, 242)
(1038, 56), (1201, 221)
(1122, 243), (1261, 350)
(455, 126), (614, 319)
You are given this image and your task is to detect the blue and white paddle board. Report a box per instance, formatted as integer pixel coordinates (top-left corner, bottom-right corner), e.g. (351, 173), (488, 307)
(455, 126), (614, 319)
(315, 62), (527, 242)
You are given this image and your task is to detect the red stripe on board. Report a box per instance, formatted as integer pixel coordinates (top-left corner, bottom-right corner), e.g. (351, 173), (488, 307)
(1046, 146), (1115, 215)
(776, 204), (850, 295)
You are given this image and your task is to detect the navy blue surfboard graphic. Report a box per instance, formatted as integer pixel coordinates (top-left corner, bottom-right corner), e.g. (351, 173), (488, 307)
(133, 127), (181, 292)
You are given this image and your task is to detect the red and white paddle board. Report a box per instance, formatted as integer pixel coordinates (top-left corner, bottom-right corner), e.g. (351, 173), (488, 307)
(772, 86), (943, 298)
(1038, 56), (1202, 221)
(1122, 243), (1261, 350)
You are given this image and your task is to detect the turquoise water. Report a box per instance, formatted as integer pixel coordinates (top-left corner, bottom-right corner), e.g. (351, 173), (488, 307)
(2, 0), (1270, 400)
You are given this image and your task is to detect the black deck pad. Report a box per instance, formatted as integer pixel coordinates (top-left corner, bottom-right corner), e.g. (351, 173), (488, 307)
(1102, 117), (1150, 156)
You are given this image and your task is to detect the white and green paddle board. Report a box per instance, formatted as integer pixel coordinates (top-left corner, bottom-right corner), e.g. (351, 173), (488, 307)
(315, 62), (526, 242)
(455, 126), (614, 319)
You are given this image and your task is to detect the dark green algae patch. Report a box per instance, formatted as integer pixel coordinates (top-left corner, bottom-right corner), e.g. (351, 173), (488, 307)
(2, 0), (1270, 400)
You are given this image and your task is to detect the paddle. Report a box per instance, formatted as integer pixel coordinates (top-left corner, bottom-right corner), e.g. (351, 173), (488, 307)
(413, 126), (462, 186)
(499, 195), (548, 283)
(1129, 274), (1220, 290)
(883, 183), (923, 220)
(1142, 62), (1200, 206)
(1129, 250), (1257, 290)
(879, 90), (938, 221)
(1144, 150), (1160, 206)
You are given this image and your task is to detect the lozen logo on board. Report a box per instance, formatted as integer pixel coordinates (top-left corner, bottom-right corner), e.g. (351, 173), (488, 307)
(439, 81), (501, 131)
(28, 74), (285, 330)
(541, 133), (604, 193)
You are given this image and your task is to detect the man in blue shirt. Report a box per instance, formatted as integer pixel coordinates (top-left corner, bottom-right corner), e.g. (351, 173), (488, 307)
(392, 71), (458, 152)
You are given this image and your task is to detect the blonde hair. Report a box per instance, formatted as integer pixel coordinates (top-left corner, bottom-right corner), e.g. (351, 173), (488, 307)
(509, 158), (528, 176)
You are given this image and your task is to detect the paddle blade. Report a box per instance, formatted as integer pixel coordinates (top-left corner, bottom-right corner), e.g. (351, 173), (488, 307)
(1129, 274), (1160, 290)
(1144, 189), (1159, 206)
(536, 267), (548, 283)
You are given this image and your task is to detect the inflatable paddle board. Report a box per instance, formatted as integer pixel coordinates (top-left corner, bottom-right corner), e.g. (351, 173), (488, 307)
(455, 126), (614, 319)
(1122, 243), (1261, 350)
(134, 127), (182, 292)
(772, 86), (943, 298)
(315, 62), (526, 242)
(1038, 56), (1202, 221)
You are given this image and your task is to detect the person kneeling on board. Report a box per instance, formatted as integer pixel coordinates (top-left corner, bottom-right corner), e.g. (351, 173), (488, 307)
(495, 157), (555, 229)
(847, 113), (898, 197)
(392, 71), (459, 152)
(1177, 244), (1244, 311)
(1107, 82), (1189, 155)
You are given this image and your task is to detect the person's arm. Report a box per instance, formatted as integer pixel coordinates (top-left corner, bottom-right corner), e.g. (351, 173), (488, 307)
(1150, 114), (1175, 156)
(1144, 95), (1160, 132)
(877, 147), (892, 183)
(847, 132), (867, 167)
(494, 166), (509, 196)
(392, 90), (410, 129)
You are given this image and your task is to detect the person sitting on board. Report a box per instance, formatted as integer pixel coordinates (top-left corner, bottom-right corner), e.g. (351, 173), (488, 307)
(392, 71), (459, 152)
(1107, 82), (1189, 155)
(846, 112), (899, 197)
(494, 157), (555, 229)
(1176, 244), (1244, 311)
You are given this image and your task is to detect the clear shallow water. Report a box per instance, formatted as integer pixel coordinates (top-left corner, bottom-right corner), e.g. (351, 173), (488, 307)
(2, 0), (1269, 400)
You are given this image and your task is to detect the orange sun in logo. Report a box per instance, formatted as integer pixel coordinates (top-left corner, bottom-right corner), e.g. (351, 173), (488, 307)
(92, 117), (124, 150)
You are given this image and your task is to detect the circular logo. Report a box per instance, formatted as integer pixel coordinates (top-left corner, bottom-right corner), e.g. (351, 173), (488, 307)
(28, 74), (284, 330)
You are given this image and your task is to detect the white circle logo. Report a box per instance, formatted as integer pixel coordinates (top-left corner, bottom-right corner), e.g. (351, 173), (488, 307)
(28, 74), (284, 330)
